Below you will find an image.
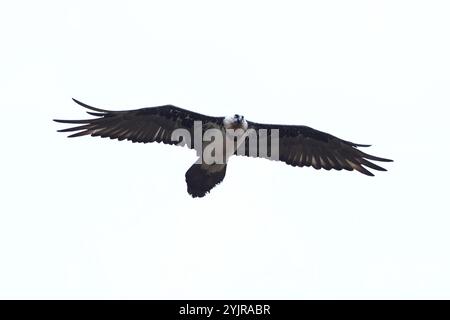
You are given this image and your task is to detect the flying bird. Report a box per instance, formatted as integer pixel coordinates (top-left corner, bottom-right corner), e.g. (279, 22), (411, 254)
(54, 99), (393, 198)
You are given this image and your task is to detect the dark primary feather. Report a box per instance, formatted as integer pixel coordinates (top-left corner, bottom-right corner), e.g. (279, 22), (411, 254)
(55, 99), (392, 177)
(241, 121), (393, 176)
(54, 98), (223, 148)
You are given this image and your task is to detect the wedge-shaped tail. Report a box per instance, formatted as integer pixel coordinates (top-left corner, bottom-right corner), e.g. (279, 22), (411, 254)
(185, 161), (228, 198)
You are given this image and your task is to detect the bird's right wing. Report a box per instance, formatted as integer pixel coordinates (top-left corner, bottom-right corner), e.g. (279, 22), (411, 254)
(54, 99), (224, 149)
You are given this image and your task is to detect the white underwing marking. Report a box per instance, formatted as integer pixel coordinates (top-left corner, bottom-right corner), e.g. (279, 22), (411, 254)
(292, 152), (298, 163)
(153, 127), (161, 140)
(120, 128), (130, 136)
(346, 159), (358, 170)
(327, 156), (335, 166)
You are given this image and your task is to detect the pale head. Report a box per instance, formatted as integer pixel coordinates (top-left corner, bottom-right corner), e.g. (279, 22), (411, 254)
(223, 114), (248, 131)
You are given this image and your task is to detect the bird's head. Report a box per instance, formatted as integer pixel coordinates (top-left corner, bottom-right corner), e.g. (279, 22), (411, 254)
(224, 114), (248, 130)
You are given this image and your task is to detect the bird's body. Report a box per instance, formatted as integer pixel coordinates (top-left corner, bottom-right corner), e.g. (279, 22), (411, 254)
(55, 99), (392, 198)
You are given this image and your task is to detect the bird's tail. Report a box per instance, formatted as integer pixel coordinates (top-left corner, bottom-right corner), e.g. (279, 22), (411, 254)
(185, 161), (227, 198)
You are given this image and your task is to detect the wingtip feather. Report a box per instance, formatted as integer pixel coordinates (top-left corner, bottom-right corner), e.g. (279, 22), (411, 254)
(67, 130), (91, 138)
(72, 98), (109, 112)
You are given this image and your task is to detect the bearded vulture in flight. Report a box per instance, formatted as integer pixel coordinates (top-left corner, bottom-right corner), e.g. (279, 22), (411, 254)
(54, 99), (392, 198)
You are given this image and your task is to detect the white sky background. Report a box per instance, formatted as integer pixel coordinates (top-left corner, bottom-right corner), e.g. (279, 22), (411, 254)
(0, 0), (449, 299)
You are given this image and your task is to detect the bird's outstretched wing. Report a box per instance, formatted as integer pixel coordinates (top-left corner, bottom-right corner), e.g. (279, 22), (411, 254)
(54, 99), (224, 148)
(241, 121), (393, 176)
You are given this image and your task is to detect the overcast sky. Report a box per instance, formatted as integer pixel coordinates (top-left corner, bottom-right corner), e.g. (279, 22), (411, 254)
(1, 0), (449, 299)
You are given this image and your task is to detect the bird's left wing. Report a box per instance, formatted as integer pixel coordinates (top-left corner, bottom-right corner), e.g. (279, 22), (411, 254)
(239, 121), (393, 176)
(54, 99), (224, 148)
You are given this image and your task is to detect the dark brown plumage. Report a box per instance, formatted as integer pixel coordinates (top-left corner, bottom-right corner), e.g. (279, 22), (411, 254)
(54, 99), (392, 197)
(242, 121), (392, 176)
